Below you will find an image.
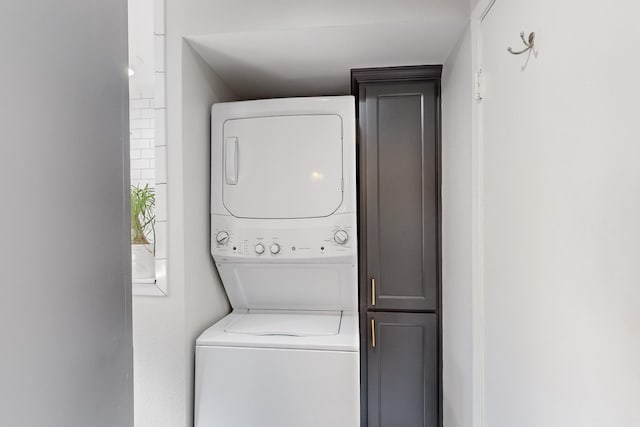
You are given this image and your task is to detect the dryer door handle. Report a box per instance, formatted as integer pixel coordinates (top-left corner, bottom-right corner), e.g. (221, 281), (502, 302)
(225, 137), (239, 185)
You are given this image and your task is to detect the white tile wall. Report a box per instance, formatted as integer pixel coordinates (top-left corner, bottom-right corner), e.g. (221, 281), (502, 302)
(130, 96), (155, 188)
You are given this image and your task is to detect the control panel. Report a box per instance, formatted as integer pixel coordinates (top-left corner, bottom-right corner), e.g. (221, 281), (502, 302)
(211, 215), (356, 260)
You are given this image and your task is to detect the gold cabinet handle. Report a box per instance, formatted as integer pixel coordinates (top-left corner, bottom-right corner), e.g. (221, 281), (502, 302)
(371, 278), (376, 306)
(371, 318), (376, 348)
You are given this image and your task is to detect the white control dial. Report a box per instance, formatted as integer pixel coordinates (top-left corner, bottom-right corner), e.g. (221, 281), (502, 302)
(334, 230), (349, 244)
(270, 243), (281, 254)
(216, 231), (230, 245)
(255, 243), (265, 254)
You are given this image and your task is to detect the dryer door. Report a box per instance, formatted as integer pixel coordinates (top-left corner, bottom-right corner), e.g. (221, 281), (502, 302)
(222, 114), (343, 219)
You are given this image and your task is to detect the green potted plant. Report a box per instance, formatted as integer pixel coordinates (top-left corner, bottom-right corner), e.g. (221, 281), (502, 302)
(131, 184), (155, 279)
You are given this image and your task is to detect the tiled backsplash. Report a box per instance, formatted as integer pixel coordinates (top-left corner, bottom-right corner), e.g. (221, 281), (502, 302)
(130, 96), (155, 188)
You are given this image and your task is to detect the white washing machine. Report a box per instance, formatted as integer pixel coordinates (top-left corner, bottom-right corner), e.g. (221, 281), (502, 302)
(195, 96), (359, 427)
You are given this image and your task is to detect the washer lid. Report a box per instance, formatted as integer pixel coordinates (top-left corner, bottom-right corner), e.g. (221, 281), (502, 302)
(224, 311), (341, 337)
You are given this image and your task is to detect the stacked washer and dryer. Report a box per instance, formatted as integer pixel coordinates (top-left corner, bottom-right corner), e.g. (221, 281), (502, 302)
(195, 96), (360, 427)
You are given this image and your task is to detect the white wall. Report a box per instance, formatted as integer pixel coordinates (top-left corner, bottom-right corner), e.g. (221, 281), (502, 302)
(442, 24), (474, 427)
(130, 97), (156, 188)
(128, 0), (155, 98)
(0, 0), (132, 425)
(477, 0), (640, 425)
(132, 2), (238, 425)
(182, 40), (236, 421)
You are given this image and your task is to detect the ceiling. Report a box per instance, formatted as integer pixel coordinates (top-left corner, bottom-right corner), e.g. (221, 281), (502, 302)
(184, 0), (470, 99)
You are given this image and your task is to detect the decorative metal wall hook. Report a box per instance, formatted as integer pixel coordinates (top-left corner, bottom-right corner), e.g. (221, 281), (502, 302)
(508, 32), (535, 55)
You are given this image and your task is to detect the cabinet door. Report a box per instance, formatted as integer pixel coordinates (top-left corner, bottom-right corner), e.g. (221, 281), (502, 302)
(367, 312), (438, 427)
(361, 81), (439, 311)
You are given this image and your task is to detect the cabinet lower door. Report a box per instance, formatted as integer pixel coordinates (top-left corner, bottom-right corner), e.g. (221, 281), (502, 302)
(367, 312), (438, 427)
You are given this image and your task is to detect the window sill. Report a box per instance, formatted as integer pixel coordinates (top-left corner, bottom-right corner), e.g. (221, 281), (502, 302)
(132, 259), (167, 297)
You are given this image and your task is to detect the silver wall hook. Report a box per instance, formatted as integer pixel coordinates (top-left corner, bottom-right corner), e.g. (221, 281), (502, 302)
(508, 32), (535, 55)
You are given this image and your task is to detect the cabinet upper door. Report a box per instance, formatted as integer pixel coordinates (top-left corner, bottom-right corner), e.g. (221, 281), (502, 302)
(367, 312), (438, 427)
(360, 81), (439, 311)
(223, 114), (344, 219)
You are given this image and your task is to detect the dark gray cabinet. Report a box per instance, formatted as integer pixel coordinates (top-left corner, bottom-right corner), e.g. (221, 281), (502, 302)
(367, 312), (438, 427)
(353, 66), (442, 427)
(360, 80), (439, 312)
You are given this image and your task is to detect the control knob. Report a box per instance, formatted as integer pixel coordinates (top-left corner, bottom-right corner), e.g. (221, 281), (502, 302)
(334, 230), (349, 245)
(216, 231), (230, 245)
(270, 243), (281, 254)
(255, 243), (265, 255)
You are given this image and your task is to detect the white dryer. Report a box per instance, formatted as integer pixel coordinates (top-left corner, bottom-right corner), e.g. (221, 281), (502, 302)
(195, 96), (359, 427)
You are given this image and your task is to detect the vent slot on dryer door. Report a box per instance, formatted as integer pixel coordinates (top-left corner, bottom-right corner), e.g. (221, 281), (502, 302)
(222, 114), (344, 219)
